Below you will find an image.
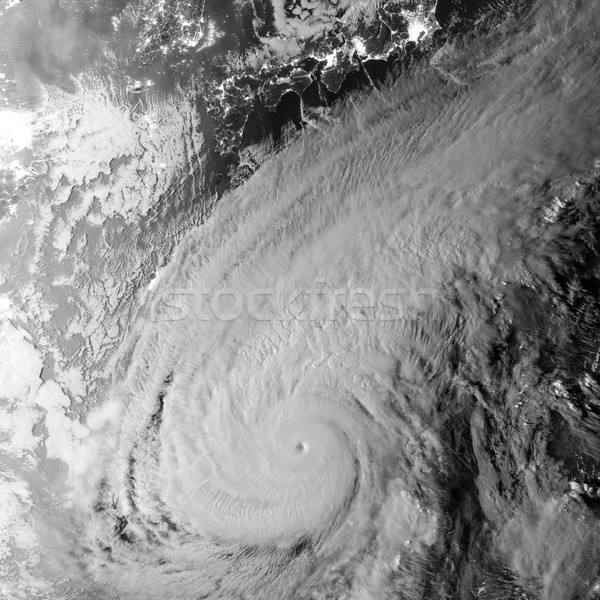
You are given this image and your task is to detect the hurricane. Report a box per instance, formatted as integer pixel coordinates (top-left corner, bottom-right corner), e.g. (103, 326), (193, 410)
(2, 0), (600, 599)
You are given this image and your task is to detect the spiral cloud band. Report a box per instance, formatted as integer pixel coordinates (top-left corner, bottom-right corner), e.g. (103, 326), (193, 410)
(30, 1), (600, 598)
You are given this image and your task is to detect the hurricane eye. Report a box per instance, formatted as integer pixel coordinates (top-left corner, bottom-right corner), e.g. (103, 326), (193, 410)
(295, 441), (309, 455)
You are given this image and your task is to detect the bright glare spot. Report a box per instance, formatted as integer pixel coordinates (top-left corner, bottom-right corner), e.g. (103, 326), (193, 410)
(0, 110), (33, 149)
(407, 20), (428, 42)
(352, 38), (366, 55)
